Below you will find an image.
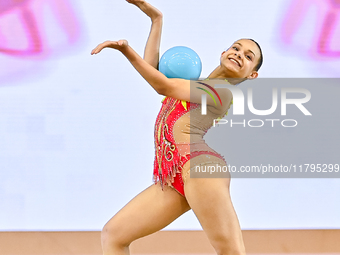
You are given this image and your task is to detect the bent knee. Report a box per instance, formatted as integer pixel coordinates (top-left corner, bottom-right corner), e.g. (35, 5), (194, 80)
(212, 236), (246, 255)
(101, 219), (131, 249)
(214, 243), (246, 255)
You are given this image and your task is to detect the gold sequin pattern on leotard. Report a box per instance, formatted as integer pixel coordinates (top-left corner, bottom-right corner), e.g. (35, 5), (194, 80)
(154, 97), (178, 188)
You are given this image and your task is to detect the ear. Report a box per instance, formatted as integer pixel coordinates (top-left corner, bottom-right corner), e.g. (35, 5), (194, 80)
(221, 51), (226, 56)
(247, 71), (258, 80)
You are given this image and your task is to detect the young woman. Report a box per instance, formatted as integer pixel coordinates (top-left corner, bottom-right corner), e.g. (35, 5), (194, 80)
(91, 1), (263, 254)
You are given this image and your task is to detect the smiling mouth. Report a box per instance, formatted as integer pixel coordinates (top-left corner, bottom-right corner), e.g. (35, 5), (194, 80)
(229, 58), (241, 67)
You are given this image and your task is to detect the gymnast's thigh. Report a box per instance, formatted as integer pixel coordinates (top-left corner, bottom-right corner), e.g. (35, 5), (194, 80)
(181, 161), (244, 253)
(102, 182), (191, 246)
(181, 154), (231, 185)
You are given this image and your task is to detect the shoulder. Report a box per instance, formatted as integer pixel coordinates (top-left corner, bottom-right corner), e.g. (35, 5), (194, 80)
(213, 85), (233, 113)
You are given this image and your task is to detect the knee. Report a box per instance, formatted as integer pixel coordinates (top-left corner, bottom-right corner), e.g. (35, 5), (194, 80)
(215, 246), (246, 255)
(212, 237), (246, 255)
(101, 219), (131, 251)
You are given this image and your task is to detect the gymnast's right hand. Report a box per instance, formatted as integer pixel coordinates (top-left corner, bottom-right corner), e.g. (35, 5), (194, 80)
(126, 0), (162, 21)
(91, 40), (128, 55)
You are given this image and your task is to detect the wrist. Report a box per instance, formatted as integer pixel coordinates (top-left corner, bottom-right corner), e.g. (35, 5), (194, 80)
(120, 45), (137, 62)
(151, 15), (163, 24)
(137, 2), (163, 21)
(120, 45), (130, 55)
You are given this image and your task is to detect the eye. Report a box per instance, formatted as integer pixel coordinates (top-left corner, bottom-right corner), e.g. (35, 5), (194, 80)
(246, 55), (252, 60)
(233, 46), (239, 51)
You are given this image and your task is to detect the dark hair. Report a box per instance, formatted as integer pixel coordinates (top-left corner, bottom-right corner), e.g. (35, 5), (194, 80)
(244, 38), (263, 72)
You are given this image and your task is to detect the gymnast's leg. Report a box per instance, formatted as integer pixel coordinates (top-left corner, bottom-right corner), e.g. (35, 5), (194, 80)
(183, 159), (246, 255)
(101, 182), (190, 255)
(101, 2), (179, 255)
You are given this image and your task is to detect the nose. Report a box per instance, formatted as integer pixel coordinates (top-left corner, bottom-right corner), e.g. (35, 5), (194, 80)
(234, 52), (242, 59)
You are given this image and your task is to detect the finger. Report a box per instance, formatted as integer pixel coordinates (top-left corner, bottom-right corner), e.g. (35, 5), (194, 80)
(92, 41), (119, 55)
(91, 46), (99, 55)
(92, 44), (103, 54)
(91, 44), (105, 55)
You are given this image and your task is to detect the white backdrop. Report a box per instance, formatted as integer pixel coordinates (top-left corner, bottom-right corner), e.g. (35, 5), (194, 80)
(0, 0), (339, 231)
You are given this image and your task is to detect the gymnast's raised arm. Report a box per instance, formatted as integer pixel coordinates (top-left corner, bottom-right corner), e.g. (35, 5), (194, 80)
(91, 40), (232, 111)
(127, 0), (163, 69)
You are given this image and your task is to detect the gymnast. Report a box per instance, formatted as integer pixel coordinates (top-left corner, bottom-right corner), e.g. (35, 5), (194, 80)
(91, 1), (263, 254)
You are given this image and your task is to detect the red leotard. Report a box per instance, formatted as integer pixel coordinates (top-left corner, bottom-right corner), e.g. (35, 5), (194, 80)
(153, 96), (233, 197)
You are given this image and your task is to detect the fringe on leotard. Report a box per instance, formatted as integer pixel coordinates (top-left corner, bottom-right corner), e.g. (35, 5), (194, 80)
(153, 97), (199, 190)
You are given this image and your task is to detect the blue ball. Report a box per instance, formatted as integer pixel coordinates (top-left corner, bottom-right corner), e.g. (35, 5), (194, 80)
(159, 46), (202, 80)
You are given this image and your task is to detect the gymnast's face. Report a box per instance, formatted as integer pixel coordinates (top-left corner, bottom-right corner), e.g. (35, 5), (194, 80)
(220, 39), (260, 79)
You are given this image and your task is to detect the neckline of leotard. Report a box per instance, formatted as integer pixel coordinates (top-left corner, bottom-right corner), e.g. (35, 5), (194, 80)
(162, 78), (230, 101)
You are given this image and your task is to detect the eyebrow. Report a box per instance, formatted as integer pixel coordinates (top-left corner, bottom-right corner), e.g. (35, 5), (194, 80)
(234, 42), (256, 58)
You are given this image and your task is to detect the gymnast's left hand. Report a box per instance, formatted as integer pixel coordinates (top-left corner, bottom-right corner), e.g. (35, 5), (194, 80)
(91, 39), (128, 55)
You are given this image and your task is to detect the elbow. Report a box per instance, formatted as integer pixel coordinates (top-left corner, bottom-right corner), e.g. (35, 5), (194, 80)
(156, 81), (173, 96)
(156, 86), (167, 96)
